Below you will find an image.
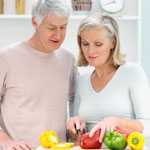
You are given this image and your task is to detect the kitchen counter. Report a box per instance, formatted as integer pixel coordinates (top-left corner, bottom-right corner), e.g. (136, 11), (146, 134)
(36, 146), (130, 150)
(36, 146), (149, 150)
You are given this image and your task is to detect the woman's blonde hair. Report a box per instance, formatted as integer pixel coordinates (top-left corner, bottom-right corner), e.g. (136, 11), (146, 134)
(77, 14), (125, 66)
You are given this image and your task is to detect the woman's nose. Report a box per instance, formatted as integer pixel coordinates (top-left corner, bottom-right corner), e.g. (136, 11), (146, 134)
(87, 45), (96, 53)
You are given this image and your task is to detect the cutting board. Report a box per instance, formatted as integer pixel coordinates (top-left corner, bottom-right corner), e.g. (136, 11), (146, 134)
(36, 146), (108, 150)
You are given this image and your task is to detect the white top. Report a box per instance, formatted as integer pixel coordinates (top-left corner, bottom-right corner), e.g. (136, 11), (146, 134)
(72, 63), (150, 138)
(0, 42), (76, 148)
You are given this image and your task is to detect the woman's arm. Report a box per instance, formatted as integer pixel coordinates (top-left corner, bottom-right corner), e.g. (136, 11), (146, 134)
(89, 116), (143, 143)
(129, 64), (150, 137)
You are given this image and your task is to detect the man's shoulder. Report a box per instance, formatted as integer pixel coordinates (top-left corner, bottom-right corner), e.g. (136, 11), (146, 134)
(0, 42), (24, 58)
(57, 47), (75, 61)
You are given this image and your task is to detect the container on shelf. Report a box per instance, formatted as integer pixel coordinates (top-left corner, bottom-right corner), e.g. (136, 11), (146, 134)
(71, 0), (92, 14)
(4, 0), (15, 14)
(0, 0), (4, 14)
(16, 0), (25, 15)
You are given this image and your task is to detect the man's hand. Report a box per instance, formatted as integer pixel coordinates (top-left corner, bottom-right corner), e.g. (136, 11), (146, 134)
(0, 130), (33, 150)
(0, 141), (33, 150)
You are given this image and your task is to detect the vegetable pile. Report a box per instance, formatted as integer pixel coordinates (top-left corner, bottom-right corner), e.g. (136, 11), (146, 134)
(39, 130), (74, 150)
(80, 127), (145, 150)
(39, 128), (145, 150)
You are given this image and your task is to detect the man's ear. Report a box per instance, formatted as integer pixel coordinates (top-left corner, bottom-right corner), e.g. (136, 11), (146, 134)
(32, 17), (39, 29)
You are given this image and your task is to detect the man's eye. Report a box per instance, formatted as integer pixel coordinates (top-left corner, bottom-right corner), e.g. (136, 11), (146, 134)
(60, 26), (66, 30)
(47, 27), (56, 31)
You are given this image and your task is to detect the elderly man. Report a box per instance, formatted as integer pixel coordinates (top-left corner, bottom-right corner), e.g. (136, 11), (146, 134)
(0, 0), (75, 149)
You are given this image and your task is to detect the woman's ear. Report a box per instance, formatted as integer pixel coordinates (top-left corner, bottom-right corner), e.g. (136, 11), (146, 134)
(111, 37), (116, 50)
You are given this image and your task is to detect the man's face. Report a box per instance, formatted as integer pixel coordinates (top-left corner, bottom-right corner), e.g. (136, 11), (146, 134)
(33, 13), (68, 53)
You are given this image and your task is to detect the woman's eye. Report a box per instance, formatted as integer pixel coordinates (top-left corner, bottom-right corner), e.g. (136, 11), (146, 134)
(95, 42), (103, 47)
(82, 42), (89, 46)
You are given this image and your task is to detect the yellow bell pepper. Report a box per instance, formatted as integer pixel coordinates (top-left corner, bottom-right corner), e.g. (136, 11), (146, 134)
(127, 132), (144, 150)
(39, 130), (60, 148)
(51, 142), (74, 150)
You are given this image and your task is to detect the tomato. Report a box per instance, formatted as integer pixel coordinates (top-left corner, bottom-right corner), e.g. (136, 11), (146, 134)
(80, 130), (102, 149)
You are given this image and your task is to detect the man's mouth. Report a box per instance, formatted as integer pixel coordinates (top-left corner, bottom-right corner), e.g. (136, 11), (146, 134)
(48, 39), (60, 44)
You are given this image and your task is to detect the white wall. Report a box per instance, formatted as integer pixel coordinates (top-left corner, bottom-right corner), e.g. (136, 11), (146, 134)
(142, 1), (150, 78)
(0, 19), (33, 48)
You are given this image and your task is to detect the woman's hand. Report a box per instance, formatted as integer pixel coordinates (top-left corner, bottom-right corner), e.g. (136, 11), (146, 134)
(67, 116), (86, 141)
(89, 117), (120, 143)
(67, 116), (86, 134)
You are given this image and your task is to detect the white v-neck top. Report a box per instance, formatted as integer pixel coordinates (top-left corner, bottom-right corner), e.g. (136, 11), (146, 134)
(73, 63), (150, 138)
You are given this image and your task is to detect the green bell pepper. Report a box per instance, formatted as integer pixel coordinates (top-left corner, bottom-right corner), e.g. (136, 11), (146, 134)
(104, 130), (127, 150)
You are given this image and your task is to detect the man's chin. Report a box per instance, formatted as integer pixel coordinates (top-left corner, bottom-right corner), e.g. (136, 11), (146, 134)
(45, 44), (61, 52)
(49, 43), (61, 49)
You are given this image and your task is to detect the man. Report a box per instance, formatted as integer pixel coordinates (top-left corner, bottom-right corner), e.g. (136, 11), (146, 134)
(0, 0), (75, 149)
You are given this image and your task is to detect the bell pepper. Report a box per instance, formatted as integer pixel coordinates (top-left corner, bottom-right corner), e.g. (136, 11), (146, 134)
(39, 130), (60, 148)
(115, 127), (131, 138)
(104, 130), (127, 150)
(51, 142), (74, 150)
(127, 132), (144, 150)
(80, 130), (102, 149)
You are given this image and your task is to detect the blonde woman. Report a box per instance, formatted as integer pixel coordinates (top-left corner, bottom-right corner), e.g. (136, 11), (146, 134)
(67, 14), (150, 143)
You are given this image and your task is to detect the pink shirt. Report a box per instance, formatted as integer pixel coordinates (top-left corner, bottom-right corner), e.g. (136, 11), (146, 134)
(0, 42), (75, 148)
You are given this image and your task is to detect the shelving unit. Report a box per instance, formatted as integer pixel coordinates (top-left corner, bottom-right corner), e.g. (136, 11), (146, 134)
(0, 0), (142, 63)
(0, 15), (31, 19)
(0, 14), (140, 20)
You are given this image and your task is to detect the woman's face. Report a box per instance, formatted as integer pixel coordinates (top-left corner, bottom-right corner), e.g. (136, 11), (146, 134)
(80, 27), (114, 67)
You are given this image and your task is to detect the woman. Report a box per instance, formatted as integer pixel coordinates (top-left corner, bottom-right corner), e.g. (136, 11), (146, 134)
(67, 14), (150, 144)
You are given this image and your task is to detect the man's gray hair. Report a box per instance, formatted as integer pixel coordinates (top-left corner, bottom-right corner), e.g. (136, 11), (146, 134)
(32, 0), (70, 23)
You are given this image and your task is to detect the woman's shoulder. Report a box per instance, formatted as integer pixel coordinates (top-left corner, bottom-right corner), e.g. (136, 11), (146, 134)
(77, 66), (94, 83)
(120, 62), (147, 80)
(78, 66), (94, 77)
(121, 62), (144, 73)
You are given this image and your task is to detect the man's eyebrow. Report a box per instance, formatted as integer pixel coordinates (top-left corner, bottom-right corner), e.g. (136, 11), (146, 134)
(47, 23), (67, 27)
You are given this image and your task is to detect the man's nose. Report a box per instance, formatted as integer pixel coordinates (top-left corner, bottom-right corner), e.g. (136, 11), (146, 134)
(53, 29), (62, 40)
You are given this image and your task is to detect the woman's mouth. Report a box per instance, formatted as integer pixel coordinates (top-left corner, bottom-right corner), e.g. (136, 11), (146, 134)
(88, 55), (98, 59)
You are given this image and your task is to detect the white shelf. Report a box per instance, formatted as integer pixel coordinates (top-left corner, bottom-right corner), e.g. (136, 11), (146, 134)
(116, 16), (141, 20)
(0, 15), (140, 21)
(70, 15), (140, 20)
(0, 15), (31, 19)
